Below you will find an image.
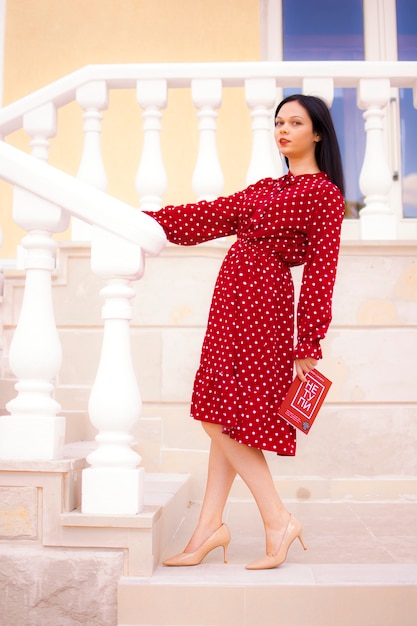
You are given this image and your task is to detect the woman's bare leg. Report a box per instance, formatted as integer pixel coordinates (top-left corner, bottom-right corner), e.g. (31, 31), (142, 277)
(184, 434), (236, 553)
(199, 423), (290, 555)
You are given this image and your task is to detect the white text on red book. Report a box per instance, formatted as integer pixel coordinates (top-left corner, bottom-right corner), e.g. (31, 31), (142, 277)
(294, 381), (321, 415)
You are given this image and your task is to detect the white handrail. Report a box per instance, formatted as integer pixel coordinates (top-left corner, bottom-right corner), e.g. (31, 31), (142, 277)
(0, 141), (166, 255)
(1, 61), (416, 136)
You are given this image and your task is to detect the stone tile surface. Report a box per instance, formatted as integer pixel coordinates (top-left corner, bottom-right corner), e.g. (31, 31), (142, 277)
(161, 499), (417, 569)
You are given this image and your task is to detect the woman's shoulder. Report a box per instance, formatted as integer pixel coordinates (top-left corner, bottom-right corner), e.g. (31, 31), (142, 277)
(300, 172), (344, 201)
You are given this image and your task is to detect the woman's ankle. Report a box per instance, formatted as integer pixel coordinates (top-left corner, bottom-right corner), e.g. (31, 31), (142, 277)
(264, 507), (290, 531)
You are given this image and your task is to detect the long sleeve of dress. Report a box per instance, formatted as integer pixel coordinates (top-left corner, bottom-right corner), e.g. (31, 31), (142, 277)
(143, 191), (244, 245)
(294, 185), (345, 360)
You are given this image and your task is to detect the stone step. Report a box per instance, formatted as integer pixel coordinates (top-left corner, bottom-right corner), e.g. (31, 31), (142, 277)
(118, 563), (416, 626)
(0, 470), (192, 625)
(59, 472), (192, 577)
(117, 499), (417, 626)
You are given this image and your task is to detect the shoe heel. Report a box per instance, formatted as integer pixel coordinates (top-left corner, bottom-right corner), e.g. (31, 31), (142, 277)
(297, 534), (308, 551)
(223, 542), (229, 563)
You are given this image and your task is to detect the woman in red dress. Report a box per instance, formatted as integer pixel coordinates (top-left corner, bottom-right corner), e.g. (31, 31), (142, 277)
(145, 94), (345, 569)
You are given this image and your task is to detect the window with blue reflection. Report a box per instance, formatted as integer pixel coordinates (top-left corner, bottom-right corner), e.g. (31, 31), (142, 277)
(282, 0), (365, 216)
(397, 0), (417, 217)
(283, 0), (364, 61)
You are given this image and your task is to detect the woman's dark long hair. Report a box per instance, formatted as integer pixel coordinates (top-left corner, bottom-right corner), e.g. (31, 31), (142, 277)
(275, 94), (345, 197)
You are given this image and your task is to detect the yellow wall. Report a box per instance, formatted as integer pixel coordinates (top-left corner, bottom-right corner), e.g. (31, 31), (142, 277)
(1, 0), (260, 258)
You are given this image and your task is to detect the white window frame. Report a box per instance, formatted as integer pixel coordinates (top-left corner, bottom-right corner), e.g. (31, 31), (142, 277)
(260, 0), (413, 232)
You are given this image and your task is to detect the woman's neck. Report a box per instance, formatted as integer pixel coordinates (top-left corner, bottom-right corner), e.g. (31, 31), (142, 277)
(287, 157), (320, 177)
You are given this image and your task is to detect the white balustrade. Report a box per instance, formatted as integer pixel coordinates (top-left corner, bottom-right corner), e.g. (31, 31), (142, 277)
(191, 79), (224, 200)
(136, 79), (168, 211)
(1, 61), (417, 476)
(357, 79), (395, 240)
(0, 187), (69, 460)
(245, 78), (282, 185)
(74, 80), (109, 240)
(81, 226), (146, 514)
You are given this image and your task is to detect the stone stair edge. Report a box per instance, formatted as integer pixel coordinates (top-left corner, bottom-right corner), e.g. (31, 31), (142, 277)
(119, 562), (417, 587)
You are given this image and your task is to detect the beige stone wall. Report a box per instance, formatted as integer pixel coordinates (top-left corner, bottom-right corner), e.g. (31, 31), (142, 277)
(1, 0), (260, 258)
(2, 241), (416, 501)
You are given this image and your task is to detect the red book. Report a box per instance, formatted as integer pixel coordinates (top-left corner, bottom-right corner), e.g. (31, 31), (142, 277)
(278, 369), (332, 434)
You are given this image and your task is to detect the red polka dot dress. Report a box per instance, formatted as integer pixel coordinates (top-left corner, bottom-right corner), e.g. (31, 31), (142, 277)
(145, 172), (345, 455)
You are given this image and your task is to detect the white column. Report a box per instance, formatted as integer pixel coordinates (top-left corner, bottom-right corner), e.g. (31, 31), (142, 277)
(0, 189), (68, 460)
(245, 78), (282, 185)
(0, 100), (68, 460)
(74, 80), (109, 240)
(191, 78), (224, 200)
(81, 226), (145, 514)
(136, 79), (168, 211)
(17, 102), (58, 268)
(357, 78), (395, 239)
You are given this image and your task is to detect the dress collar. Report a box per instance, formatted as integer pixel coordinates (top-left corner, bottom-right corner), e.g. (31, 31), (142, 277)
(285, 170), (326, 185)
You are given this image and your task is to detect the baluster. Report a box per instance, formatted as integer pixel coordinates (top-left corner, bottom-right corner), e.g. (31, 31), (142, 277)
(191, 79), (224, 201)
(357, 79), (395, 239)
(136, 79), (168, 211)
(0, 101), (68, 460)
(245, 78), (281, 184)
(74, 80), (109, 240)
(16, 103), (58, 268)
(82, 227), (145, 514)
(0, 191), (69, 460)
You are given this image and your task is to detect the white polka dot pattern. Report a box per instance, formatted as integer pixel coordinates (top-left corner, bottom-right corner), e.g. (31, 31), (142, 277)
(145, 172), (345, 455)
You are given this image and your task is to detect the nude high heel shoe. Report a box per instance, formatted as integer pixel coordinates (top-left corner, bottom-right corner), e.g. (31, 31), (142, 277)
(162, 523), (231, 566)
(245, 514), (307, 570)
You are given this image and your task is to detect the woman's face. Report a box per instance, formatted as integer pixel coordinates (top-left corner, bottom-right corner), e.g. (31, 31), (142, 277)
(274, 100), (321, 162)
